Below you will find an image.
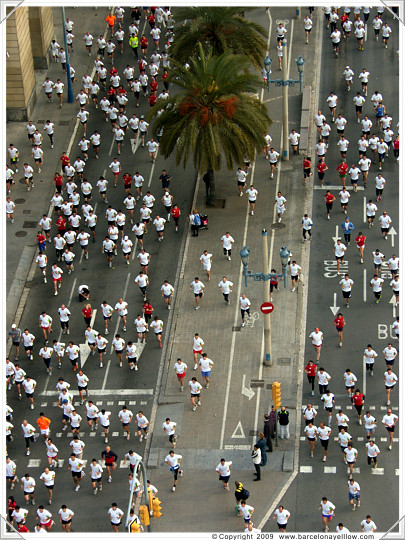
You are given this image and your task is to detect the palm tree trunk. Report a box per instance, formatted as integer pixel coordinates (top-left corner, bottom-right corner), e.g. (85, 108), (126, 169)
(204, 169), (216, 206)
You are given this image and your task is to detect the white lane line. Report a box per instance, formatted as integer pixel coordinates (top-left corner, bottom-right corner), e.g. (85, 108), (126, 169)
(90, 309), (97, 328)
(108, 135), (115, 156)
(363, 351), (366, 396)
(363, 269), (367, 302)
(363, 196), (366, 222)
(147, 150), (159, 188)
(110, 272), (131, 353)
(102, 360), (112, 390)
(67, 278), (77, 308)
(40, 389), (153, 396)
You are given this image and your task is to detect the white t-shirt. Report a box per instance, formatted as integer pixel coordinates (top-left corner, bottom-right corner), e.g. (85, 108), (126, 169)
(361, 520), (377, 532)
(216, 461), (232, 476)
(310, 331), (323, 346)
(163, 421), (177, 436)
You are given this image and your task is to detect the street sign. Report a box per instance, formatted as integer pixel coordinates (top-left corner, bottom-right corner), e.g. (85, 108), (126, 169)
(260, 302), (274, 314)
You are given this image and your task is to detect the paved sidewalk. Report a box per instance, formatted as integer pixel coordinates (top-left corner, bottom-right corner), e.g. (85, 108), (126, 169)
(147, 6), (320, 533)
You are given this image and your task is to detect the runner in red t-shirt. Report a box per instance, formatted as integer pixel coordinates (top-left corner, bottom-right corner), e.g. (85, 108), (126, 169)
(355, 232), (366, 263)
(333, 313), (346, 347)
(123, 173), (132, 193)
(336, 161), (349, 187)
(60, 152), (70, 169)
(317, 159), (328, 187)
(351, 389), (365, 424)
(303, 157), (312, 185)
(304, 360), (318, 396)
(324, 190), (336, 220)
(170, 204), (181, 232)
(54, 173), (63, 194)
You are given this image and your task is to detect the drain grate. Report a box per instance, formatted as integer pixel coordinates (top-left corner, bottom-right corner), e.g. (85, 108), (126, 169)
(23, 221), (37, 228)
(23, 209), (31, 214)
(250, 380), (265, 388)
(271, 222), (286, 230)
(232, 326), (241, 332)
(277, 357), (291, 365)
(207, 198), (226, 209)
(59, 120), (71, 126)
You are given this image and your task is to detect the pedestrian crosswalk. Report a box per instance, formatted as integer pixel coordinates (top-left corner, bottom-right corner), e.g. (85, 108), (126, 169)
(300, 465), (399, 475)
(300, 436), (399, 443)
(20, 457), (136, 469)
(304, 404), (399, 411)
(38, 399), (150, 407)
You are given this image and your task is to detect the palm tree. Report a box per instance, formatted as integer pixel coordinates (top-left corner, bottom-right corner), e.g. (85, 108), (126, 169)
(169, 7), (267, 71)
(148, 44), (271, 205)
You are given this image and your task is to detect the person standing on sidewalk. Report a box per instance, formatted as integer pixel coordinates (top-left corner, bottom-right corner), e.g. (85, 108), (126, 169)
(251, 446), (261, 481)
(263, 414), (274, 452)
(255, 433), (267, 466)
(164, 451), (183, 492)
(216, 459), (232, 491)
(278, 407), (290, 439)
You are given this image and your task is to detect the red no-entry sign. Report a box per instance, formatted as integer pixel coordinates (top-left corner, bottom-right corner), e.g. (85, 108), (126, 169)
(260, 302), (274, 314)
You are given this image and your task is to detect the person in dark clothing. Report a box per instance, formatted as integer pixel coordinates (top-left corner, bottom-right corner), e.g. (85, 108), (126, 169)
(255, 433), (267, 465)
(252, 445), (261, 481)
(202, 172), (211, 198)
(263, 414), (274, 452)
(278, 406), (290, 439)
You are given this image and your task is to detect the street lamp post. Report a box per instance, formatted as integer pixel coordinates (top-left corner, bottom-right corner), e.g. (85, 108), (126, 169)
(263, 44), (305, 161)
(240, 230), (291, 366)
(61, 7), (75, 104)
(125, 458), (151, 532)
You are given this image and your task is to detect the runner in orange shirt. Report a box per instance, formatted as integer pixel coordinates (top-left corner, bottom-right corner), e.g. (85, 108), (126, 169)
(36, 412), (51, 442)
(106, 13), (116, 36)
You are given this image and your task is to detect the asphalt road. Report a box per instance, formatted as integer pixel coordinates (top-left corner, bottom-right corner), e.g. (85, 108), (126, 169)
(262, 6), (400, 534)
(5, 9), (196, 533)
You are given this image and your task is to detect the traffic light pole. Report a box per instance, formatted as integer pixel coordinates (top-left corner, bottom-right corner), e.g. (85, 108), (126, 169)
(125, 459), (151, 532)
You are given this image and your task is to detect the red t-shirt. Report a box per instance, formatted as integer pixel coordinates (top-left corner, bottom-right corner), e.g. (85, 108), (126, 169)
(334, 315), (345, 329)
(54, 174), (63, 187)
(56, 216), (67, 231)
(355, 235), (366, 247)
(393, 139), (400, 149)
(324, 193), (335, 204)
(352, 393), (365, 406)
(143, 303), (154, 315)
(140, 37), (148, 48)
(337, 163), (348, 175)
(150, 81), (158, 92)
(37, 233), (46, 244)
(317, 162), (327, 173)
(123, 173), (132, 186)
(305, 363), (317, 377)
(61, 155), (70, 167)
(303, 159), (311, 169)
(82, 307), (92, 318)
(171, 207), (180, 219)
(148, 95), (157, 106)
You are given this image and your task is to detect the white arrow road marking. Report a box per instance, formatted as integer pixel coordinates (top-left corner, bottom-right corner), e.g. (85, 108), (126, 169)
(80, 343), (92, 368)
(389, 295), (397, 317)
(241, 374), (255, 400)
(332, 225), (341, 243)
(131, 138), (141, 155)
(388, 226), (397, 247)
(330, 292), (340, 316)
(231, 421), (246, 439)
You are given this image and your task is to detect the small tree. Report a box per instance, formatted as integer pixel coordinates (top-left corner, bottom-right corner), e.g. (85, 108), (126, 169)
(149, 45), (271, 205)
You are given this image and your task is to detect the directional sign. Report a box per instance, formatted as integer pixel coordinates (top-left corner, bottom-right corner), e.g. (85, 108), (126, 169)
(260, 302), (274, 314)
(241, 374), (255, 400)
(330, 293), (340, 316)
(388, 227), (397, 247)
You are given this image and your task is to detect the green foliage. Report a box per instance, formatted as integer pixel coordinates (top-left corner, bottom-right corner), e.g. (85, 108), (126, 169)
(170, 7), (267, 71)
(149, 45), (271, 175)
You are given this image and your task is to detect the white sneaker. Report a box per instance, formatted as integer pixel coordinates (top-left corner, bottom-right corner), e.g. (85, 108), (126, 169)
(192, 406), (197, 411)
(172, 486), (176, 492)
(108, 476), (112, 483)
(75, 485), (80, 492)
(139, 435), (143, 442)
(193, 364), (198, 370)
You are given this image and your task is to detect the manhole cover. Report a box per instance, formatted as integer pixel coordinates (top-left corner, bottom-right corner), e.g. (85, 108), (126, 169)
(14, 198), (26, 204)
(23, 209), (31, 214)
(15, 231), (27, 237)
(23, 221), (37, 228)
(271, 222), (286, 230)
(59, 120), (70, 126)
(19, 178), (27, 184)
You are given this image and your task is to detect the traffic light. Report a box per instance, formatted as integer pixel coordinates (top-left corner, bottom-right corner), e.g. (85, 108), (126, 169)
(139, 505), (150, 526)
(152, 498), (163, 518)
(272, 381), (281, 409)
(129, 518), (142, 533)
